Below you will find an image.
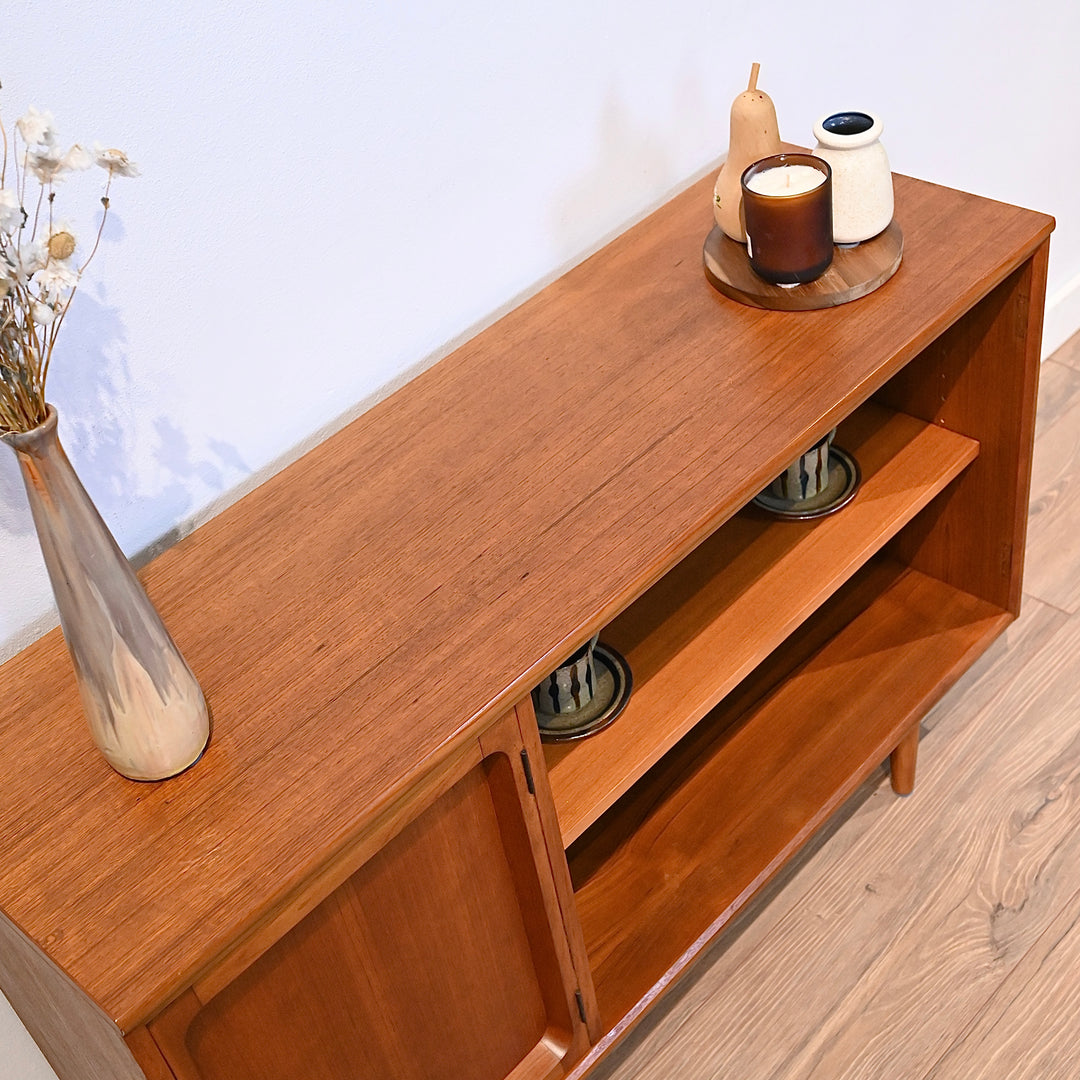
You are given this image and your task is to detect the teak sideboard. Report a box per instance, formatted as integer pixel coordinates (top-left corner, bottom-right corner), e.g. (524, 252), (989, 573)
(0, 171), (1053, 1080)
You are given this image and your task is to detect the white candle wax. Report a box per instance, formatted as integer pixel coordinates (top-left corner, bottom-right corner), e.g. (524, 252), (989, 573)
(745, 164), (826, 196)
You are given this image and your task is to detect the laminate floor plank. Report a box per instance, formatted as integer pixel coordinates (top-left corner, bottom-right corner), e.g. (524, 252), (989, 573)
(1024, 361), (1080, 613)
(1034, 358), (1080, 436)
(1049, 329), (1080, 372)
(926, 886), (1080, 1079)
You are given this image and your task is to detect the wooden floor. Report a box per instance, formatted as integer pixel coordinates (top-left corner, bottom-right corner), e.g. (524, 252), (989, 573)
(596, 331), (1080, 1080)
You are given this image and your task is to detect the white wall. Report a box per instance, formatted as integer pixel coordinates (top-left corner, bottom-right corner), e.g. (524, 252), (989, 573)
(1, 0), (1078, 665)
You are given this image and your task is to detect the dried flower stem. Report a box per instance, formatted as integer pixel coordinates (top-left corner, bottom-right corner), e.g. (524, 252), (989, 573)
(78, 180), (111, 275)
(0, 92), (137, 434)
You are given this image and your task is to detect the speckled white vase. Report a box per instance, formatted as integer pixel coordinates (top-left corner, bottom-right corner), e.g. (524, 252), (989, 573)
(812, 111), (893, 244)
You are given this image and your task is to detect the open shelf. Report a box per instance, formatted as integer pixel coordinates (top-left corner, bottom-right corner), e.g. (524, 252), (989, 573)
(565, 560), (1010, 1030)
(544, 403), (979, 845)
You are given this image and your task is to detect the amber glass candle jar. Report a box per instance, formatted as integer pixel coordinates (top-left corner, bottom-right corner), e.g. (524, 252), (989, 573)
(741, 153), (833, 285)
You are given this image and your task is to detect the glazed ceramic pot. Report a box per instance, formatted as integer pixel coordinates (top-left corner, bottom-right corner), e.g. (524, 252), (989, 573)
(812, 111), (893, 244)
(532, 634), (600, 716)
(766, 428), (836, 502)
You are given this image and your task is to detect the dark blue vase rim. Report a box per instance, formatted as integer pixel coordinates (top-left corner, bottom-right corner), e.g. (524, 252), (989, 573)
(822, 112), (876, 136)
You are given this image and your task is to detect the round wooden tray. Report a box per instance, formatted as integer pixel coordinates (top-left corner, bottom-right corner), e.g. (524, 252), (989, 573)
(703, 220), (903, 311)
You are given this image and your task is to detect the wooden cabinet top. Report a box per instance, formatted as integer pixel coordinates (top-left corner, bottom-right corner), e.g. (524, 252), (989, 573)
(0, 172), (1053, 1032)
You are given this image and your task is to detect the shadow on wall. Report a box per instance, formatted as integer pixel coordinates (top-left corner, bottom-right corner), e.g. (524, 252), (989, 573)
(52, 288), (135, 522)
(0, 284), (130, 544)
(0, 453), (31, 539)
(1, 284), (250, 573)
(131, 420), (251, 569)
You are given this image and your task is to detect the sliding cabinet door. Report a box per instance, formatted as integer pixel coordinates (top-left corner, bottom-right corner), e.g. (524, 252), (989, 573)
(141, 708), (589, 1080)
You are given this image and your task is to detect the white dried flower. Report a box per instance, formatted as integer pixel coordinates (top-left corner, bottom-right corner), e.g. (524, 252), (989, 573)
(31, 301), (57, 326)
(39, 219), (76, 242)
(16, 106), (57, 147)
(1, 97), (139, 432)
(62, 144), (93, 172)
(21, 143), (91, 185)
(16, 242), (45, 279)
(24, 144), (66, 184)
(33, 259), (78, 298)
(94, 145), (140, 178)
(0, 190), (23, 234)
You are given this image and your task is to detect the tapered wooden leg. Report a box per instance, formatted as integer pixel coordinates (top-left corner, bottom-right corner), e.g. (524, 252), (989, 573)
(890, 724), (921, 795)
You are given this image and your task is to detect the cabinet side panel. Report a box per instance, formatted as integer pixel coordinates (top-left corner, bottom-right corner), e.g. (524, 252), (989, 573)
(0, 909), (147, 1080)
(876, 242), (1048, 612)
(151, 760), (552, 1080)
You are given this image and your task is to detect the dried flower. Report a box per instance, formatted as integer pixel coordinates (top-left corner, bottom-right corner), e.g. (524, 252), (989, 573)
(16, 106), (56, 147)
(16, 242), (44, 279)
(0, 90), (138, 433)
(94, 145), (139, 178)
(24, 144), (66, 184)
(31, 301), (57, 326)
(33, 259), (78, 298)
(46, 230), (76, 261)
(23, 141), (92, 185)
(0, 190), (22, 234)
(63, 144), (93, 172)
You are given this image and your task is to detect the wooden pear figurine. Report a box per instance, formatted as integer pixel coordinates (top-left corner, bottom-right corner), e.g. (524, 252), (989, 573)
(713, 63), (782, 243)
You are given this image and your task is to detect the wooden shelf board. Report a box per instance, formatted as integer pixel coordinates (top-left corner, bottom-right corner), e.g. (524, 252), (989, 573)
(544, 404), (979, 845)
(568, 562), (1010, 1032)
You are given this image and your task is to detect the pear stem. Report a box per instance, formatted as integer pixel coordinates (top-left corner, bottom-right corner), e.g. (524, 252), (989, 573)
(747, 63), (760, 92)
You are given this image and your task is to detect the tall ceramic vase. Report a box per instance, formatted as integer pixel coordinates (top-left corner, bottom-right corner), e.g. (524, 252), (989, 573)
(2, 405), (210, 781)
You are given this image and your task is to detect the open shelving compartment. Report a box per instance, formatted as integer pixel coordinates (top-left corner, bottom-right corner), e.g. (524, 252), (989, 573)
(544, 402), (983, 849)
(535, 237), (1049, 1053)
(565, 546), (1009, 1025)
(542, 377), (1020, 1037)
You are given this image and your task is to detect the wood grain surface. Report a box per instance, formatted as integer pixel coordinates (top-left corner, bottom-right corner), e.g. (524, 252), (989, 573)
(511, 698), (603, 1044)
(926, 886), (1080, 1078)
(1025, 356), (1080, 612)
(876, 249), (1047, 617)
(589, 592), (1080, 1079)
(0, 172), (1053, 1037)
(0, 909), (145, 1080)
(590, 338), (1080, 1080)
